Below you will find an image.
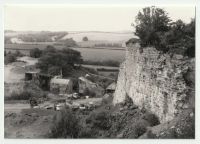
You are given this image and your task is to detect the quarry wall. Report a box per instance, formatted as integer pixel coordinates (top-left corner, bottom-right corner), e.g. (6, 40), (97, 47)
(113, 43), (195, 123)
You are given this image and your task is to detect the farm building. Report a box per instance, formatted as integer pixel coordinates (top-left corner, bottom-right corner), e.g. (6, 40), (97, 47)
(50, 77), (73, 94)
(25, 72), (52, 90)
(78, 76), (104, 97)
(25, 71), (38, 81)
(106, 82), (116, 93)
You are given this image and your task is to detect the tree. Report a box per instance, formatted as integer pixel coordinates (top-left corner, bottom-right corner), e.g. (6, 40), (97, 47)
(30, 48), (42, 58)
(37, 45), (83, 77)
(43, 45), (56, 53)
(134, 6), (171, 50)
(160, 19), (195, 57)
(183, 19), (195, 57)
(134, 7), (195, 57)
(82, 36), (88, 41)
(59, 38), (77, 47)
(14, 50), (23, 57)
(5, 53), (16, 64)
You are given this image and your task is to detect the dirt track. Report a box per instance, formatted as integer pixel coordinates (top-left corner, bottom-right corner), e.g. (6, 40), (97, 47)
(5, 103), (30, 113)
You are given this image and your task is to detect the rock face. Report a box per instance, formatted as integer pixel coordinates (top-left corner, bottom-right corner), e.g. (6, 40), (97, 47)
(113, 43), (195, 123)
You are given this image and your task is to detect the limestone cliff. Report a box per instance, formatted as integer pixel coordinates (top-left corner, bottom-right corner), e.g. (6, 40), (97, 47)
(113, 43), (195, 123)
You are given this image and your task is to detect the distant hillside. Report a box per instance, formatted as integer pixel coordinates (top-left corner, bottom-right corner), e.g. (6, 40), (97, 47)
(5, 31), (135, 46)
(62, 31), (135, 42)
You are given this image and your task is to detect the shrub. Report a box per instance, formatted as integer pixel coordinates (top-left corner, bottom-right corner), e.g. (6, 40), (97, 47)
(49, 109), (80, 138)
(82, 87), (97, 97)
(5, 90), (34, 100)
(142, 113), (160, 126)
(82, 36), (88, 41)
(124, 120), (149, 138)
(30, 48), (42, 58)
(146, 129), (157, 138)
(86, 111), (112, 130)
(102, 94), (113, 105)
(4, 53), (16, 64)
(78, 127), (96, 138)
(71, 78), (79, 91)
(14, 51), (24, 57)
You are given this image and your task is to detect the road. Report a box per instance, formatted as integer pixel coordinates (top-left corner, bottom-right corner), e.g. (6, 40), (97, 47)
(4, 103), (30, 113)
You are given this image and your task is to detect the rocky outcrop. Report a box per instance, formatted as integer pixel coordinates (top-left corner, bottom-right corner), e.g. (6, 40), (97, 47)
(113, 43), (195, 123)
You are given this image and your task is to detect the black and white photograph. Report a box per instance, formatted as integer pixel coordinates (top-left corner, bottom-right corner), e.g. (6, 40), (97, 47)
(2, 2), (197, 141)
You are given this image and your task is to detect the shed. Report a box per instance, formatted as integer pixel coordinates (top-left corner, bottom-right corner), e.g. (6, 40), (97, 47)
(50, 77), (73, 94)
(25, 72), (52, 90)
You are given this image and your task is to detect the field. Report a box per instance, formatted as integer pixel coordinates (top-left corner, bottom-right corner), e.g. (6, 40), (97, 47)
(5, 44), (125, 62)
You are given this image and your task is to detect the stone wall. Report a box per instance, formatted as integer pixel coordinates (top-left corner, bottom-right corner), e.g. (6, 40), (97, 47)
(113, 43), (195, 123)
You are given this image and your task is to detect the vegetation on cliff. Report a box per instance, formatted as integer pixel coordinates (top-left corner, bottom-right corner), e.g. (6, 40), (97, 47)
(134, 6), (195, 57)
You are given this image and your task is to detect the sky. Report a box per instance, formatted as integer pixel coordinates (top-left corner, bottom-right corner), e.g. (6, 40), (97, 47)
(4, 5), (195, 32)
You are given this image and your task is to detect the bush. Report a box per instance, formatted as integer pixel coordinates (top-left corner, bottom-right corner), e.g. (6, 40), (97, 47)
(14, 51), (24, 57)
(124, 120), (149, 138)
(5, 90), (34, 100)
(4, 50), (24, 64)
(82, 36), (88, 41)
(30, 48), (42, 58)
(49, 109), (80, 138)
(58, 38), (77, 47)
(142, 113), (160, 126)
(86, 111), (112, 130)
(4, 53), (16, 64)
